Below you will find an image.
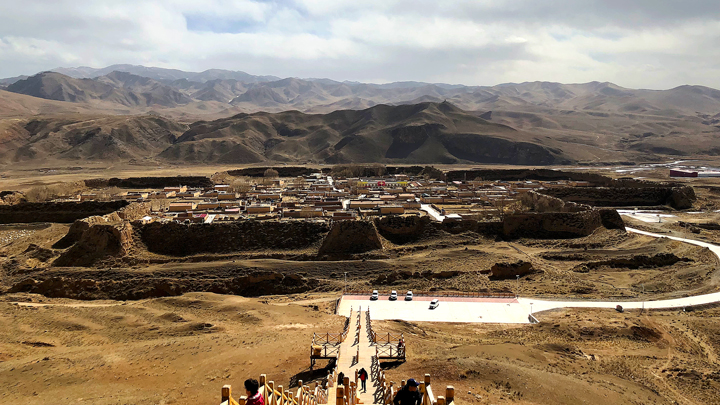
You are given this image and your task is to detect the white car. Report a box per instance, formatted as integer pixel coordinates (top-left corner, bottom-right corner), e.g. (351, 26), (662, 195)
(389, 290), (398, 301)
(405, 291), (413, 301)
(370, 290), (379, 300)
(429, 299), (439, 309)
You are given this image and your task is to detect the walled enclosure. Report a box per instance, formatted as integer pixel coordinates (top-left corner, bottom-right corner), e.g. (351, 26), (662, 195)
(541, 186), (696, 210)
(0, 200), (129, 224)
(84, 176), (213, 189)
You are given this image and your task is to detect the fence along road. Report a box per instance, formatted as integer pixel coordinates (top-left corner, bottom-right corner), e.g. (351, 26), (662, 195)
(340, 228), (720, 323)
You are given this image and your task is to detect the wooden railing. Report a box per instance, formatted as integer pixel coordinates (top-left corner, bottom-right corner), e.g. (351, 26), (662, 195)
(223, 370), (341, 405)
(369, 364), (454, 405)
(365, 309), (376, 343)
(374, 332), (404, 345)
(311, 308), (353, 363)
(366, 310), (454, 405)
(335, 375), (360, 405)
(376, 344), (405, 359)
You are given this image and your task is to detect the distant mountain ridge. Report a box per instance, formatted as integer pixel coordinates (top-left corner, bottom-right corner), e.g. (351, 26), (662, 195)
(50, 64), (280, 84)
(5, 67), (720, 119)
(3, 65), (720, 167)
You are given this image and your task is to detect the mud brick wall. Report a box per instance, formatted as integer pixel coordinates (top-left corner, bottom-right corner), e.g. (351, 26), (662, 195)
(0, 200), (129, 224)
(53, 202), (150, 248)
(53, 222), (134, 267)
(541, 186), (695, 209)
(502, 211), (603, 239)
(137, 220), (330, 256)
(85, 176), (213, 189)
(318, 220), (383, 254)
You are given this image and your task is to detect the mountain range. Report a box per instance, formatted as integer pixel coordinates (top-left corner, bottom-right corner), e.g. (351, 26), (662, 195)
(1, 64), (720, 166)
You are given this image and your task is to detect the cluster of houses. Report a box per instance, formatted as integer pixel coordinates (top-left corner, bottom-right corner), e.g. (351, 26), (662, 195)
(78, 173), (591, 224)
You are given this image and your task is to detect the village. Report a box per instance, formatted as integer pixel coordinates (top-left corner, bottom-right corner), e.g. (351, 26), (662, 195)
(72, 171), (593, 224)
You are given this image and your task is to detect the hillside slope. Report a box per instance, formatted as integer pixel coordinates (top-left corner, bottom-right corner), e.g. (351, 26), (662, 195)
(0, 115), (187, 163)
(158, 102), (572, 165)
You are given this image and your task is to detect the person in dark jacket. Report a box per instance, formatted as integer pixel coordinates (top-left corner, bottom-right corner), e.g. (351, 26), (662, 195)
(358, 368), (369, 392)
(337, 371), (345, 387)
(393, 378), (421, 405)
(245, 378), (265, 405)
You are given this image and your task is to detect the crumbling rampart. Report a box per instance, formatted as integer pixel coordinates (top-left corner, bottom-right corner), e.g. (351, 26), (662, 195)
(137, 220), (330, 256)
(53, 202), (150, 249)
(84, 176), (213, 189)
(0, 200), (129, 224)
(318, 220), (383, 255)
(53, 222), (133, 267)
(502, 210), (603, 239)
(541, 186), (696, 209)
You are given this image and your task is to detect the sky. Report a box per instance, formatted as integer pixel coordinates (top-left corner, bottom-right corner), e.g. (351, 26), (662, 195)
(1, 0), (720, 89)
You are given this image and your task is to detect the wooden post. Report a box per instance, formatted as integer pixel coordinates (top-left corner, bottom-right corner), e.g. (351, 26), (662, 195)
(445, 386), (455, 403)
(337, 386), (345, 405)
(239, 396), (248, 405)
(437, 396), (446, 405)
(424, 374), (431, 386)
(222, 385), (232, 402)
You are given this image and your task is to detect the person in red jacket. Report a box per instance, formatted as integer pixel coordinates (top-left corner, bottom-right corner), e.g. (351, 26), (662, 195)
(245, 378), (265, 405)
(358, 368), (368, 392)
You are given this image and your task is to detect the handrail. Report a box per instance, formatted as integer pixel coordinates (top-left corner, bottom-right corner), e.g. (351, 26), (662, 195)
(364, 310), (454, 405)
(223, 372), (339, 405)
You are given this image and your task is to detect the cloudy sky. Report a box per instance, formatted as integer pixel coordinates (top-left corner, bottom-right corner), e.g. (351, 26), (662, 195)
(1, 0), (719, 89)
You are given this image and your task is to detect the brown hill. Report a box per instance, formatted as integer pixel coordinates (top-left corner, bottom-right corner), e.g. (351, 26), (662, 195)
(7, 72), (191, 108)
(0, 115), (187, 163)
(158, 102), (572, 165)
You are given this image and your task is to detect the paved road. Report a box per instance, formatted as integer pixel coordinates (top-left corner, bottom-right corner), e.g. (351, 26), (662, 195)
(338, 296), (529, 324)
(339, 227), (720, 323)
(420, 204), (445, 221)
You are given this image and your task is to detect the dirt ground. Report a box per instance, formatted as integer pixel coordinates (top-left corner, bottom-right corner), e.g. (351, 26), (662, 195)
(0, 292), (343, 405)
(2, 292), (719, 405)
(376, 306), (720, 405)
(2, 164), (720, 404)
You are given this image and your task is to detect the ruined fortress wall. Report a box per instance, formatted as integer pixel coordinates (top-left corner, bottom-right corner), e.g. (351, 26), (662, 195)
(137, 221), (330, 256)
(84, 176), (213, 189)
(540, 186), (696, 209)
(445, 169), (614, 184)
(53, 203), (150, 249)
(53, 222), (133, 267)
(0, 200), (129, 224)
(521, 190), (590, 213)
(374, 212), (600, 243)
(502, 211), (604, 239)
(228, 167), (330, 178)
(318, 220), (383, 255)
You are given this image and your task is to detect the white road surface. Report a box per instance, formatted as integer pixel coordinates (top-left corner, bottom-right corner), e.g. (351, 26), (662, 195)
(420, 204), (445, 221)
(340, 227), (720, 324)
(338, 296), (528, 324)
(618, 210), (676, 223)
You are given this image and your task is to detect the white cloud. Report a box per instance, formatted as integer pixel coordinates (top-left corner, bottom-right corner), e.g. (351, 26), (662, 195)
(0, 0), (719, 88)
